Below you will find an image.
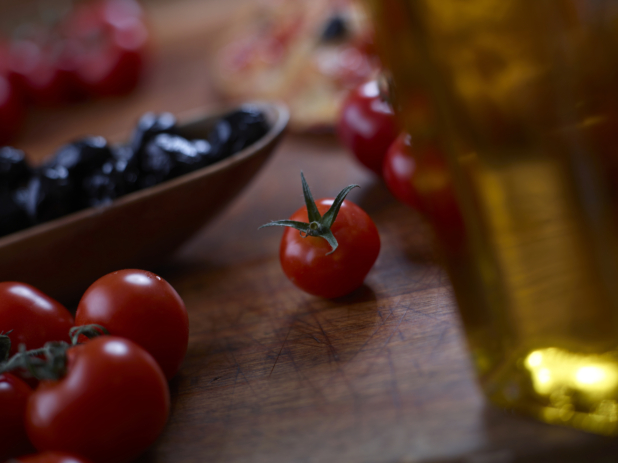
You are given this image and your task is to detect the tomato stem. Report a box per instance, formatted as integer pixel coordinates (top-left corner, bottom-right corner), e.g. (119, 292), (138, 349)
(0, 341), (70, 381)
(259, 172), (359, 254)
(69, 324), (109, 346)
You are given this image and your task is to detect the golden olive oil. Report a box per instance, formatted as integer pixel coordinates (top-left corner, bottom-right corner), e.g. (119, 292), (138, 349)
(365, 0), (618, 434)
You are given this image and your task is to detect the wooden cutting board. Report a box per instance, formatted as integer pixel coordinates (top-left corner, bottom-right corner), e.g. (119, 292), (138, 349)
(133, 133), (618, 463)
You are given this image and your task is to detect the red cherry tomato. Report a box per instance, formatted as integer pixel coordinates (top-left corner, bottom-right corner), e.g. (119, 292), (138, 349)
(16, 452), (93, 463)
(75, 269), (188, 380)
(403, 140), (466, 252)
(8, 40), (74, 106)
(337, 80), (398, 176)
(413, 144), (461, 223)
(25, 336), (170, 463)
(280, 199), (380, 298)
(0, 373), (35, 460)
(0, 282), (74, 356)
(383, 134), (466, 251)
(59, 0), (147, 99)
(0, 41), (25, 143)
(53, 40), (91, 103)
(77, 18), (147, 98)
(0, 73), (24, 144)
(382, 133), (424, 210)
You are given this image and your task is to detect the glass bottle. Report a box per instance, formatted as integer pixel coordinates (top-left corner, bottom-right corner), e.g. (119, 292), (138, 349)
(365, 0), (618, 435)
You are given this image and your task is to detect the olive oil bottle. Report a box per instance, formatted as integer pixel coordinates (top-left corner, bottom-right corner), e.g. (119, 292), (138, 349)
(364, 0), (618, 435)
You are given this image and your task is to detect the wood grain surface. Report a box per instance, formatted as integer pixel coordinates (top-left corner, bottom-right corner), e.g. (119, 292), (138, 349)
(9, 0), (618, 461)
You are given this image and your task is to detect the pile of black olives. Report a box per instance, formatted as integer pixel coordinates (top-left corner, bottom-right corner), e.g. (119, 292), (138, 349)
(0, 108), (270, 238)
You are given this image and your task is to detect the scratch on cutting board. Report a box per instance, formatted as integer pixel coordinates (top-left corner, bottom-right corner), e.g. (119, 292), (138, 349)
(342, 299), (413, 384)
(285, 340), (330, 403)
(386, 346), (404, 416)
(311, 312), (363, 406)
(429, 325), (451, 359)
(311, 312), (339, 362)
(269, 321), (294, 377)
(375, 301), (413, 357)
(225, 364), (241, 420)
(226, 345), (259, 401)
(308, 299), (397, 395)
(344, 301), (398, 366)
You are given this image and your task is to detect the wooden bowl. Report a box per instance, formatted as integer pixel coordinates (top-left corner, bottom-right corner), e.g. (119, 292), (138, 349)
(0, 102), (289, 304)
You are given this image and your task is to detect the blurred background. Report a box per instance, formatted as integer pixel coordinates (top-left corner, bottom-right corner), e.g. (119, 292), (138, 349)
(0, 0), (379, 162)
(0, 0), (251, 161)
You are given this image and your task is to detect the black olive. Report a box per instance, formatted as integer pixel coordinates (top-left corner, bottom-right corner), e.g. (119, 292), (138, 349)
(140, 137), (175, 188)
(0, 189), (30, 237)
(0, 147), (32, 191)
(174, 139), (213, 176)
(225, 108), (270, 152)
(131, 112), (177, 156)
(25, 165), (78, 224)
(149, 134), (215, 177)
(208, 108), (269, 160)
(207, 119), (233, 161)
(320, 15), (348, 42)
(82, 161), (126, 207)
(44, 137), (116, 210)
(111, 144), (140, 194)
(46, 137), (114, 182)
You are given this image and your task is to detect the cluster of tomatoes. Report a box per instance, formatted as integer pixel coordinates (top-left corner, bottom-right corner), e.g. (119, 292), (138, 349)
(0, 269), (189, 463)
(336, 79), (465, 250)
(0, 0), (148, 144)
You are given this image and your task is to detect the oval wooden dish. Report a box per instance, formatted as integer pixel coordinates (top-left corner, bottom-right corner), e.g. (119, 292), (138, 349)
(0, 101), (289, 303)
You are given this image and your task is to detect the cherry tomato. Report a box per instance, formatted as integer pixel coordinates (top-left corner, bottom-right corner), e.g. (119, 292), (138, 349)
(0, 73), (25, 144)
(75, 269), (189, 380)
(0, 373), (35, 460)
(398, 139), (465, 252)
(383, 133), (466, 251)
(76, 18), (147, 98)
(0, 282), (74, 356)
(16, 451), (93, 463)
(59, 0), (147, 99)
(53, 40), (90, 103)
(414, 144), (462, 233)
(382, 133), (423, 210)
(337, 80), (398, 175)
(25, 336), (170, 463)
(280, 199), (380, 298)
(8, 40), (74, 106)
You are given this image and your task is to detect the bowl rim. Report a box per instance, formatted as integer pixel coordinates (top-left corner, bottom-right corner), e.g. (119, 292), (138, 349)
(0, 100), (289, 248)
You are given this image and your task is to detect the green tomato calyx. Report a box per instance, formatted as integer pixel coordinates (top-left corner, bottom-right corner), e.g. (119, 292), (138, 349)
(0, 341), (70, 381)
(0, 324), (109, 381)
(69, 324), (109, 346)
(260, 172), (359, 255)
